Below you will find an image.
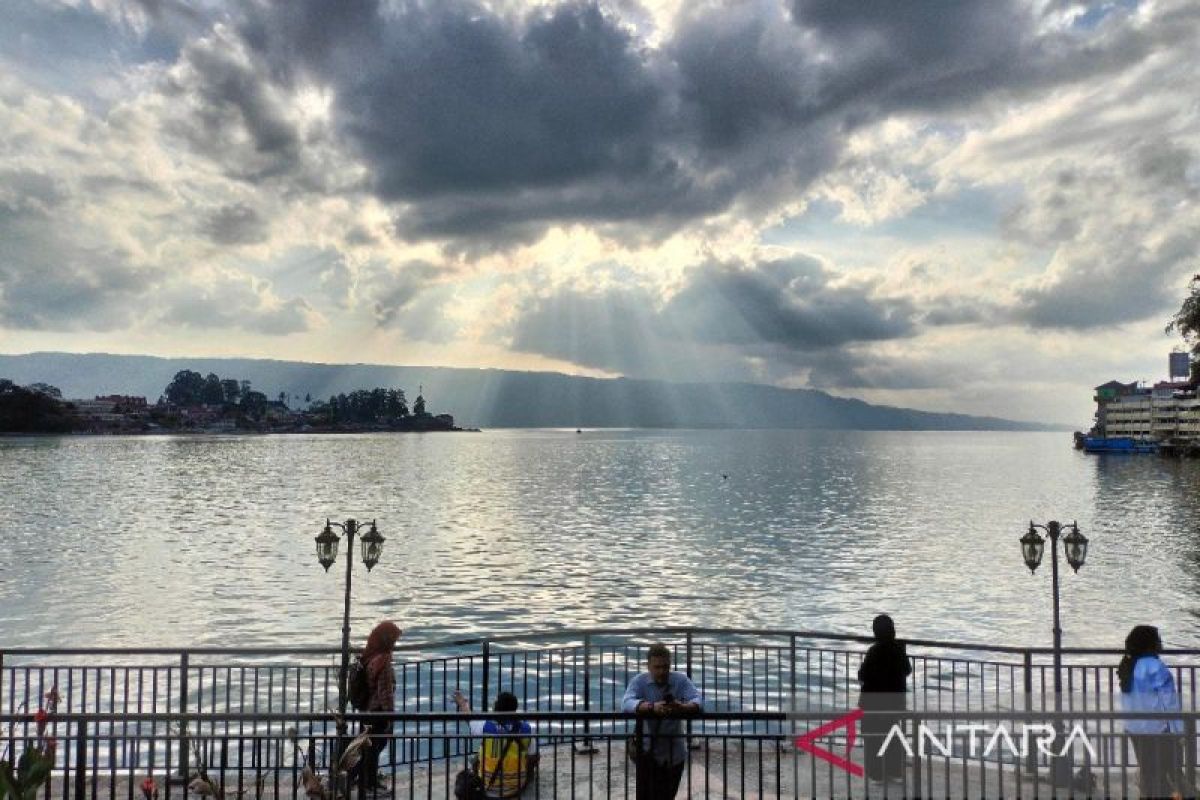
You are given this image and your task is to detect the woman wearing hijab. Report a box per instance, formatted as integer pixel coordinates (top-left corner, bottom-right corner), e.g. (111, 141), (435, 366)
(857, 614), (913, 783)
(359, 620), (403, 793)
(1119, 625), (1185, 799)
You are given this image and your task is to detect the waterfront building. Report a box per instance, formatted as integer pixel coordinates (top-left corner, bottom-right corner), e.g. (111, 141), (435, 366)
(1091, 356), (1200, 445)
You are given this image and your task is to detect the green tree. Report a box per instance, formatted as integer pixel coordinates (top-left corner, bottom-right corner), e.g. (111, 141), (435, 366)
(240, 390), (268, 421)
(25, 383), (62, 399)
(0, 380), (73, 432)
(202, 373), (224, 405)
(1167, 275), (1200, 382)
(164, 370), (206, 406)
(221, 379), (241, 405)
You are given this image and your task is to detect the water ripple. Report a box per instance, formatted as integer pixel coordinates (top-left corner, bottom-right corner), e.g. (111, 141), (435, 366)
(1, 430), (1198, 649)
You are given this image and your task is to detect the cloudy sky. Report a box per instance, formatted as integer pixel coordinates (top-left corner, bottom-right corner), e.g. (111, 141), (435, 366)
(1, 0), (1197, 424)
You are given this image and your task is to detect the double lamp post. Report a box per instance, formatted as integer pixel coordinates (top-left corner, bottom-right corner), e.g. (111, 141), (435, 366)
(1019, 519), (1089, 785)
(315, 518), (386, 736)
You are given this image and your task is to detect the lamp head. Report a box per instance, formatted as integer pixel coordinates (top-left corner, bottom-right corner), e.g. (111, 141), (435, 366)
(1062, 522), (1088, 573)
(359, 522), (385, 571)
(1020, 523), (1045, 574)
(315, 521), (340, 571)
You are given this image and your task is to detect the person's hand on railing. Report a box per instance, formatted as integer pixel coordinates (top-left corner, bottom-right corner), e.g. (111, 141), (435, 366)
(671, 701), (701, 718)
(634, 701), (659, 716)
(636, 700), (700, 718)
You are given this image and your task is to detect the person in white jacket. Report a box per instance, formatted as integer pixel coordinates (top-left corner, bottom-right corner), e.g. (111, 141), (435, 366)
(1118, 625), (1186, 799)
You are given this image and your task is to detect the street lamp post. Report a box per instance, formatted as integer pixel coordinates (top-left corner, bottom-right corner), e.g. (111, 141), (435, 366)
(1020, 519), (1089, 785)
(315, 518), (386, 737)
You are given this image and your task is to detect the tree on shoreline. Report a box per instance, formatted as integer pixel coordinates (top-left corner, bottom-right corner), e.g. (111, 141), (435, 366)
(0, 379), (73, 432)
(323, 388), (409, 424)
(1167, 275), (1200, 383)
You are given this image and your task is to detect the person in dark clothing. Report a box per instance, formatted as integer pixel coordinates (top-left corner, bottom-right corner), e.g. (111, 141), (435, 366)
(357, 620), (402, 793)
(857, 614), (912, 783)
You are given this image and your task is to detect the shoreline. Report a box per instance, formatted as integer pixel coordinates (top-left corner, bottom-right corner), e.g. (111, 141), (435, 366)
(0, 425), (481, 436)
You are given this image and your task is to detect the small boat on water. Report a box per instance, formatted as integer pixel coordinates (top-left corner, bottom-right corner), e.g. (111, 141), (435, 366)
(1082, 436), (1158, 454)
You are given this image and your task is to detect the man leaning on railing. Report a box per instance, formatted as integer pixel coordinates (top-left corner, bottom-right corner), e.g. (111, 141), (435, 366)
(622, 642), (702, 800)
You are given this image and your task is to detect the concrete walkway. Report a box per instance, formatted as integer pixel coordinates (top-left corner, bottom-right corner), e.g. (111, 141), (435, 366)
(45, 741), (1148, 798)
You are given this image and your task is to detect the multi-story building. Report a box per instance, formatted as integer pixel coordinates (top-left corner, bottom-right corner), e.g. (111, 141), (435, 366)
(1092, 356), (1199, 444)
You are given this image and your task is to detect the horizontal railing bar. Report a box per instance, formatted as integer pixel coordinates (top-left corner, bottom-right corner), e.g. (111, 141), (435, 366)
(4, 710), (1198, 723)
(0, 711), (788, 723)
(3, 626), (1197, 656)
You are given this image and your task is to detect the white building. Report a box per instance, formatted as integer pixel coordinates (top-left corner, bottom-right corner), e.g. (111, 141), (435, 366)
(1094, 380), (1200, 443)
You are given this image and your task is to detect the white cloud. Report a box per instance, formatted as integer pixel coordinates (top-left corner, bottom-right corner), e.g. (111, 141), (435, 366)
(0, 0), (1197, 424)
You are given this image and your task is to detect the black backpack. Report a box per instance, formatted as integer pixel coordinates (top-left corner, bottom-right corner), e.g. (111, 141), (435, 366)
(347, 656), (371, 711)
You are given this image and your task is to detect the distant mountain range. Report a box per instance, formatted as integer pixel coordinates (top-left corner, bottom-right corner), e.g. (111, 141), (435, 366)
(0, 352), (1061, 431)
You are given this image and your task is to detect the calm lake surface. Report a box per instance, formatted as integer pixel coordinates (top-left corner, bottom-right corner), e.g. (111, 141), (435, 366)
(2, 430), (1199, 650)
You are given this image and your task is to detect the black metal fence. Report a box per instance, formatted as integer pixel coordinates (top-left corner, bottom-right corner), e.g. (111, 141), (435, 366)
(3, 709), (1199, 799)
(3, 628), (1199, 794)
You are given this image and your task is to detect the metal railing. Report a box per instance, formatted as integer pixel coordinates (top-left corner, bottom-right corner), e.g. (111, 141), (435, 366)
(3, 628), (1199, 786)
(3, 709), (1198, 799)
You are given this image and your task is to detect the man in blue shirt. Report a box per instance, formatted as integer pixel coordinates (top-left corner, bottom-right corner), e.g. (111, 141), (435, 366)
(621, 643), (702, 799)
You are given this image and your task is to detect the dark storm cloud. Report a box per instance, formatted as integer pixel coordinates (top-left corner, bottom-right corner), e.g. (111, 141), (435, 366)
(508, 258), (918, 375)
(200, 203), (268, 245)
(786, 0), (1028, 110)
(805, 351), (949, 391)
(1014, 232), (1195, 330)
(341, 3), (661, 198)
(159, 31), (305, 182)
(243, 0), (703, 239)
(665, 259), (917, 349)
(137, 0), (1184, 242)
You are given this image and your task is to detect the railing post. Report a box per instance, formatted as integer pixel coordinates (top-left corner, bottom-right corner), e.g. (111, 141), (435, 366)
(789, 634), (798, 716)
(576, 634), (597, 755)
(684, 631), (696, 751)
(73, 718), (86, 799)
(481, 640), (490, 715)
(790, 636), (798, 800)
(172, 651), (191, 785)
(219, 736), (228, 794)
(1023, 650), (1037, 775)
(1186, 716), (1197, 793)
(910, 713), (922, 800)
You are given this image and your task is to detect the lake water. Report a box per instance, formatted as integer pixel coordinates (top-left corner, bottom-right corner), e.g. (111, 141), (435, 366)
(2, 430), (1199, 650)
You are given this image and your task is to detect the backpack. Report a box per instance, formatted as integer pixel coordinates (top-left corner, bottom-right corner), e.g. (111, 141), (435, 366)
(453, 766), (485, 800)
(347, 656), (371, 711)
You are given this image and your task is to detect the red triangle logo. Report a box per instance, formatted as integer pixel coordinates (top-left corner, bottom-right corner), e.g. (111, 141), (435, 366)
(795, 708), (864, 777)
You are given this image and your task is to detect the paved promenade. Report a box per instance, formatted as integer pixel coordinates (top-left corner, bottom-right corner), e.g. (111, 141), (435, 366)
(43, 740), (1134, 798)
